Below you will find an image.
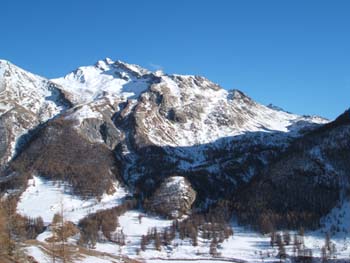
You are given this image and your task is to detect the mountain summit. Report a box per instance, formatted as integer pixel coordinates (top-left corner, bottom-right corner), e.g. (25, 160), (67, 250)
(52, 58), (152, 104)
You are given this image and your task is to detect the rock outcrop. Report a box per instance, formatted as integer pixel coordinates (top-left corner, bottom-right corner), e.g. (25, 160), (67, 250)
(145, 176), (196, 219)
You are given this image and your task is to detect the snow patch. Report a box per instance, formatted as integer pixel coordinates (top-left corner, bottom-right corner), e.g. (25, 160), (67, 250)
(17, 176), (128, 224)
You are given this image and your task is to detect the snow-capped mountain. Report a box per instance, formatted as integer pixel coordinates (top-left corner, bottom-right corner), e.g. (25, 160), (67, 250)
(1, 58), (349, 263)
(52, 58), (327, 147)
(47, 58), (329, 198)
(1, 57), (330, 202)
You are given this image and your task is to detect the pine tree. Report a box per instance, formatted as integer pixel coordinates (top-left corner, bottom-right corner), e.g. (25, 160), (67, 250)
(321, 246), (327, 263)
(193, 232), (198, 247)
(140, 235), (147, 251)
(0, 203), (11, 257)
(325, 233), (331, 251)
(51, 200), (72, 263)
(270, 230), (276, 247)
(277, 236), (286, 262)
(209, 237), (218, 257)
(154, 231), (161, 251)
(283, 231), (290, 245)
(298, 227), (305, 237)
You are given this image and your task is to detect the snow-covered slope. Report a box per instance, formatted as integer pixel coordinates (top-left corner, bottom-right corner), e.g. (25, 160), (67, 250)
(17, 176), (128, 224)
(52, 58), (152, 104)
(0, 60), (66, 118)
(131, 75), (327, 147)
(0, 60), (69, 165)
(53, 58), (327, 147)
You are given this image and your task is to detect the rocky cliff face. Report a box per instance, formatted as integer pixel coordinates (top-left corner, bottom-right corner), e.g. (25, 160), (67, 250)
(145, 176), (196, 219)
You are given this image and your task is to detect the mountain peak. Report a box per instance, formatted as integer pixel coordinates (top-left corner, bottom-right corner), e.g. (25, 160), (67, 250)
(52, 58), (152, 104)
(104, 57), (114, 64)
(113, 59), (150, 76)
(93, 58), (150, 76)
(94, 58), (113, 71)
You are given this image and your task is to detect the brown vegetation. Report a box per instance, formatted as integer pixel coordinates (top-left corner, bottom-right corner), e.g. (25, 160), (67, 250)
(11, 118), (122, 198)
(140, 201), (233, 252)
(0, 197), (45, 261)
(78, 199), (137, 247)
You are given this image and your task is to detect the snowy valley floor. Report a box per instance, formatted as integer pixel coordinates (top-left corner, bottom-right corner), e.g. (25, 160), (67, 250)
(17, 177), (350, 263)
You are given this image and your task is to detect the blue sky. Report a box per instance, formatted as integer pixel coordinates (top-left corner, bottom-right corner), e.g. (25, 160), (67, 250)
(1, 0), (349, 119)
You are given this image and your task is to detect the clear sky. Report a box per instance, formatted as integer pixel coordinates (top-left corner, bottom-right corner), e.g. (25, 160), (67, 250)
(1, 0), (349, 119)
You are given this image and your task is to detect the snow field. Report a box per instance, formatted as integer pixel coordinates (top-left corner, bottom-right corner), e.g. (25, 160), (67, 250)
(17, 176), (128, 224)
